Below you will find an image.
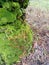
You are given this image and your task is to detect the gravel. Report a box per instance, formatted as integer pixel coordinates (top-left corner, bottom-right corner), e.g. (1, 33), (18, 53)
(15, 4), (49, 65)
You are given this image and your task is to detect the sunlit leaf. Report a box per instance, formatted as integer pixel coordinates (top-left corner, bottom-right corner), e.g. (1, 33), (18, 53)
(0, 8), (16, 25)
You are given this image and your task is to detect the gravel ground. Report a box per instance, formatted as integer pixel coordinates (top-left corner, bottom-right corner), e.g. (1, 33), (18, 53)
(21, 29), (49, 65)
(20, 5), (49, 65)
(25, 6), (49, 30)
(15, 5), (49, 65)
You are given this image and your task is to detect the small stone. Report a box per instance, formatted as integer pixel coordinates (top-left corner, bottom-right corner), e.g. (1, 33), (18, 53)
(37, 60), (44, 65)
(23, 63), (28, 65)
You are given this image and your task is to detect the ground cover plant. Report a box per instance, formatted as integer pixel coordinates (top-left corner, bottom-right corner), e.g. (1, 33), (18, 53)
(0, 0), (33, 65)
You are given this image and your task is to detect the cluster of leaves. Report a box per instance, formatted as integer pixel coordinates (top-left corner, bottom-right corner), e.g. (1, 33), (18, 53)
(0, 23), (33, 65)
(0, 0), (29, 25)
(0, 0), (33, 65)
(0, 0), (22, 25)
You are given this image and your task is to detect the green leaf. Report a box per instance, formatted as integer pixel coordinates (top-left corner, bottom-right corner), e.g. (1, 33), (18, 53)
(0, 8), (16, 25)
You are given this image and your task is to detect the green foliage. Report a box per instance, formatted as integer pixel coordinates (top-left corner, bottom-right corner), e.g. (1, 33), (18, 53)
(0, 0), (23, 25)
(0, 0), (34, 65)
(0, 8), (16, 25)
(0, 22), (33, 65)
(23, 0), (29, 8)
(16, 0), (29, 8)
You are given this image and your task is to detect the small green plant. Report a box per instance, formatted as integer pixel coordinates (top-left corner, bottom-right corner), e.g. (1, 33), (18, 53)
(0, 22), (33, 65)
(0, 0), (33, 65)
